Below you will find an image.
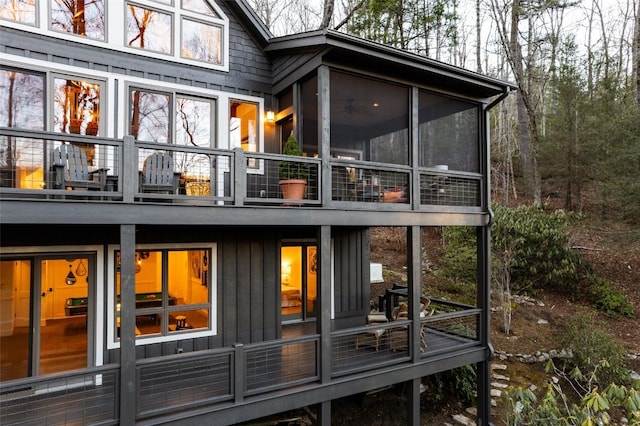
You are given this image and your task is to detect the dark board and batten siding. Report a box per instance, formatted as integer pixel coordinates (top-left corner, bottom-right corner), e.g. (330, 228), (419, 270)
(332, 227), (370, 330)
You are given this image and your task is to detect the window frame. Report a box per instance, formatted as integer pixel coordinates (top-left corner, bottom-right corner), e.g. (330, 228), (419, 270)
(106, 243), (217, 349)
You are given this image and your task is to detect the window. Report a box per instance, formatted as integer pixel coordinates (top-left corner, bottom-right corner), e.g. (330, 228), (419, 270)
(0, 67), (44, 129)
(112, 246), (215, 344)
(1, 0), (229, 70)
(53, 76), (103, 137)
(0, 0), (37, 25)
(126, 3), (172, 54)
(129, 87), (215, 146)
(50, 0), (105, 40)
(229, 99), (258, 153)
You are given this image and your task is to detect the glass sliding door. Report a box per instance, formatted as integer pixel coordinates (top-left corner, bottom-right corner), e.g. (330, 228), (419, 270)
(0, 255), (93, 381)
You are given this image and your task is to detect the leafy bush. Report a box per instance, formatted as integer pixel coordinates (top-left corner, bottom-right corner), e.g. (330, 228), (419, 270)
(590, 276), (635, 318)
(560, 311), (630, 387)
(440, 227), (477, 282)
(423, 365), (477, 406)
(491, 204), (591, 296)
(503, 380), (640, 426)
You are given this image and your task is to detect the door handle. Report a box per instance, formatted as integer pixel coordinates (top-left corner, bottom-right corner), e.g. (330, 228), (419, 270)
(41, 292), (46, 297)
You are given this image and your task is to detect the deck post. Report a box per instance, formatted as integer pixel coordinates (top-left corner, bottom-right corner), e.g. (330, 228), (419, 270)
(477, 222), (494, 424)
(318, 225), (332, 384)
(234, 343), (245, 403)
(119, 224), (137, 424)
(317, 401), (331, 426)
(408, 378), (421, 425)
(408, 225), (422, 361)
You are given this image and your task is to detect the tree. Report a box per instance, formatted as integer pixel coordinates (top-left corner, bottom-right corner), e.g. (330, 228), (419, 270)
(319, 0), (334, 29)
(635, 0), (640, 104)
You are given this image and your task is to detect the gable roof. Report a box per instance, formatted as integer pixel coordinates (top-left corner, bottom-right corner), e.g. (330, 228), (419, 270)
(228, 0), (515, 100)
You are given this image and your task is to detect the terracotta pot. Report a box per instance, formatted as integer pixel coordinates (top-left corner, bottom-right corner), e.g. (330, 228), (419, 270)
(279, 179), (307, 205)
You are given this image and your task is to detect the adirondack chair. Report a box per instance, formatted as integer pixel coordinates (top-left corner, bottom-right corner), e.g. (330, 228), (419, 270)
(52, 144), (108, 190)
(139, 152), (181, 194)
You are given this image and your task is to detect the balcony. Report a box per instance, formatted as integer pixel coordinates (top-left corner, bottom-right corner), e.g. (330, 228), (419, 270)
(0, 128), (485, 213)
(0, 300), (481, 424)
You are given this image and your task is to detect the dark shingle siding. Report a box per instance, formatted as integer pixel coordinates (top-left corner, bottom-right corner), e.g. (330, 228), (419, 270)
(1, 0), (274, 97)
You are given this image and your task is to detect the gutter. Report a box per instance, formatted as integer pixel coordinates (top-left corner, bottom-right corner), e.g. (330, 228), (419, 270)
(485, 87), (514, 111)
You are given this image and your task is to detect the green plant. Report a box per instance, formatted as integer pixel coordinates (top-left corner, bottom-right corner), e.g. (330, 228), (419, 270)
(503, 380), (640, 426)
(590, 276), (635, 318)
(278, 133), (308, 181)
(491, 204), (591, 296)
(560, 311), (630, 388)
(423, 365), (477, 406)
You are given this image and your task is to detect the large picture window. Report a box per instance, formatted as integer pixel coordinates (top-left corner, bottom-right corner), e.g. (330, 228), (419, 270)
(112, 246), (215, 345)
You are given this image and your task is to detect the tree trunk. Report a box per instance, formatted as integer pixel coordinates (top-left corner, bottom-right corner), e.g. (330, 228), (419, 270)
(476, 0), (482, 73)
(635, 0), (640, 104)
(319, 0), (334, 29)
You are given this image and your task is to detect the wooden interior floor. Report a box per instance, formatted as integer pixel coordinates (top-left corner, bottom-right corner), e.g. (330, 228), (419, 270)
(1, 316), (87, 381)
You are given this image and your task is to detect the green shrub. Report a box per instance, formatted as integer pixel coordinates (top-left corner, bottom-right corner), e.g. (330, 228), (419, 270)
(491, 204), (591, 296)
(560, 311), (630, 387)
(590, 276), (635, 318)
(441, 226), (477, 285)
(423, 365), (477, 406)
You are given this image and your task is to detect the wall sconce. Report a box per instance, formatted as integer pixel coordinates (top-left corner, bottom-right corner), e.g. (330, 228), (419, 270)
(265, 110), (275, 123)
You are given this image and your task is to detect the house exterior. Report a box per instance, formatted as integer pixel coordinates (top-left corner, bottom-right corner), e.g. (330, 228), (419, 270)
(0, 1), (514, 424)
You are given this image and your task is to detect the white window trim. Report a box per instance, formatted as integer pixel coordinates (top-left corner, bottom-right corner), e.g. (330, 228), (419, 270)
(0, 0), (230, 72)
(0, 244), (105, 369)
(106, 243), (217, 349)
(1, 54), (266, 153)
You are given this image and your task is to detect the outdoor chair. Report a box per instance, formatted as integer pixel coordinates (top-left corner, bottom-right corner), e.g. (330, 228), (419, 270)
(139, 152), (181, 194)
(51, 144), (108, 191)
(355, 311), (389, 351)
(389, 298), (432, 352)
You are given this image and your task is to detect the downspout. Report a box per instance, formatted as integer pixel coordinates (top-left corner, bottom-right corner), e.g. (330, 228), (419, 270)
(477, 86), (512, 425)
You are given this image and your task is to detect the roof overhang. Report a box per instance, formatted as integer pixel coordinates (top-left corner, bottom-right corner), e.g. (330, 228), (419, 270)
(265, 29), (516, 101)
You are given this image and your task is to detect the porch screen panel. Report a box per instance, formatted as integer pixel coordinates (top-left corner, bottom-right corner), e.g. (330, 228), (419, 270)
(330, 71), (409, 166)
(418, 91), (480, 173)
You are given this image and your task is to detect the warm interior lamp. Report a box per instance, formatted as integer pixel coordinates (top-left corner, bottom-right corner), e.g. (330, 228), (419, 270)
(65, 265), (77, 285)
(135, 253), (142, 273)
(281, 263), (292, 283)
(265, 110), (275, 123)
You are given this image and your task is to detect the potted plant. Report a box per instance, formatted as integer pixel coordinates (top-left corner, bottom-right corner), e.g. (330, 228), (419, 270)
(278, 133), (308, 202)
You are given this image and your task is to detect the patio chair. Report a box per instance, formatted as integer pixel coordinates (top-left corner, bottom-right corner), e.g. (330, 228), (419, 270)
(51, 144), (108, 190)
(139, 152), (181, 194)
(355, 311), (389, 351)
(389, 298), (432, 352)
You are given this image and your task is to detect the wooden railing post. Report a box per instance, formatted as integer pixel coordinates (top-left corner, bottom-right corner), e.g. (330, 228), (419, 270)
(122, 136), (136, 203)
(233, 148), (245, 206)
(234, 343), (245, 403)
